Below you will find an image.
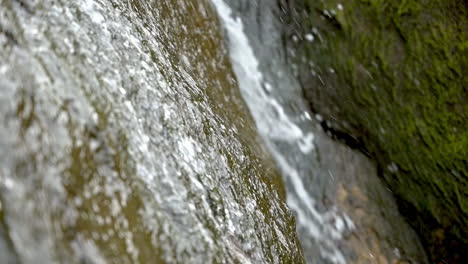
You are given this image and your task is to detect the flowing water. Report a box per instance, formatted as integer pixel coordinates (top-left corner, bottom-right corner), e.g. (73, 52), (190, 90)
(212, 1), (355, 263)
(0, 0), (304, 263)
(0, 0), (419, 263)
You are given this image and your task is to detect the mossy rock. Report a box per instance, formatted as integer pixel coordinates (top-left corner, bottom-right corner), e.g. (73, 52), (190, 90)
(282, 0), (467, 261)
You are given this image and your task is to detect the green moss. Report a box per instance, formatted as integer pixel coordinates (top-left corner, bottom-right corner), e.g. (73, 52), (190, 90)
(285, 0), (467, 261)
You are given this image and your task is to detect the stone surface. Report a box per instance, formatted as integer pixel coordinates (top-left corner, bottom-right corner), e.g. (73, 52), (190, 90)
(280, 0), (468, 262)
(225, 0), (429, 262)
(313, 127), (428, 263)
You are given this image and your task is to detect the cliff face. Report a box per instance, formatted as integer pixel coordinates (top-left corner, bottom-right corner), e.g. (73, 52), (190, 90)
(216, 1), (429, 263)
(0, 1), (308, 263)
(281, 0), (468, 261)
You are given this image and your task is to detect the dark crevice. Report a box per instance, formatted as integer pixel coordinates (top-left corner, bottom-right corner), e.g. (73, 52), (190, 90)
(0, 24), (19, 46)
(394, 194), (468, 264)
(12, 0), (33, 14)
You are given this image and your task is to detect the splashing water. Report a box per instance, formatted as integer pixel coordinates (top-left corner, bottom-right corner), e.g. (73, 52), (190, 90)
(0, 0), (304, 263)
(211, 0), (355, 263)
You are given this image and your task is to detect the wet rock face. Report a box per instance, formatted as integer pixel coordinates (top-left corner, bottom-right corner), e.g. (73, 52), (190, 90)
(313, 129), (428, 264)
(281, 0), (467, 262)
(0, 224), (18, 264)
(0, 0), (305, 263)
(221, 0), (427, 263)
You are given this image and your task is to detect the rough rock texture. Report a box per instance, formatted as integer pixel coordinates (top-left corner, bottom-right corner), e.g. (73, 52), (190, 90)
(281, 0), (467, 262)
(313, 127), (428, 264)
(0, 0), (306, 263)
(223, 0), (428, 263)
(0, 209), (18, 264)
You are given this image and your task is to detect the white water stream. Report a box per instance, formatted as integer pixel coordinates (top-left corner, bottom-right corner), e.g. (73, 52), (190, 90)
(212, 0), (355, 263)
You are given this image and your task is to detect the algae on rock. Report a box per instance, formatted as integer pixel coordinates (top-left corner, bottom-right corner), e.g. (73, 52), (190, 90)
(282, 0), (467, 261)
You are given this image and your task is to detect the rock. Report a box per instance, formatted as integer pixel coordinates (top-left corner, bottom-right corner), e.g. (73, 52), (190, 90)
(221, 0), (429, 262)
(281, 0), (468, 262)
(0, 204), (18, 264)
(0, 0), (305, 263)
(313, 128), (428, 263)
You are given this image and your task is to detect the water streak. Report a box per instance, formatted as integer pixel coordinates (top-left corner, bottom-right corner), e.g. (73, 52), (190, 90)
(211, 0), (354, 263)
(0, 0), (303, 263)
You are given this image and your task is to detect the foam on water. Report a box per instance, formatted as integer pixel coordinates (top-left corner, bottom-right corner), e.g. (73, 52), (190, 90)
(0, 0), (304, 263)
(211, 0), (353, 263)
